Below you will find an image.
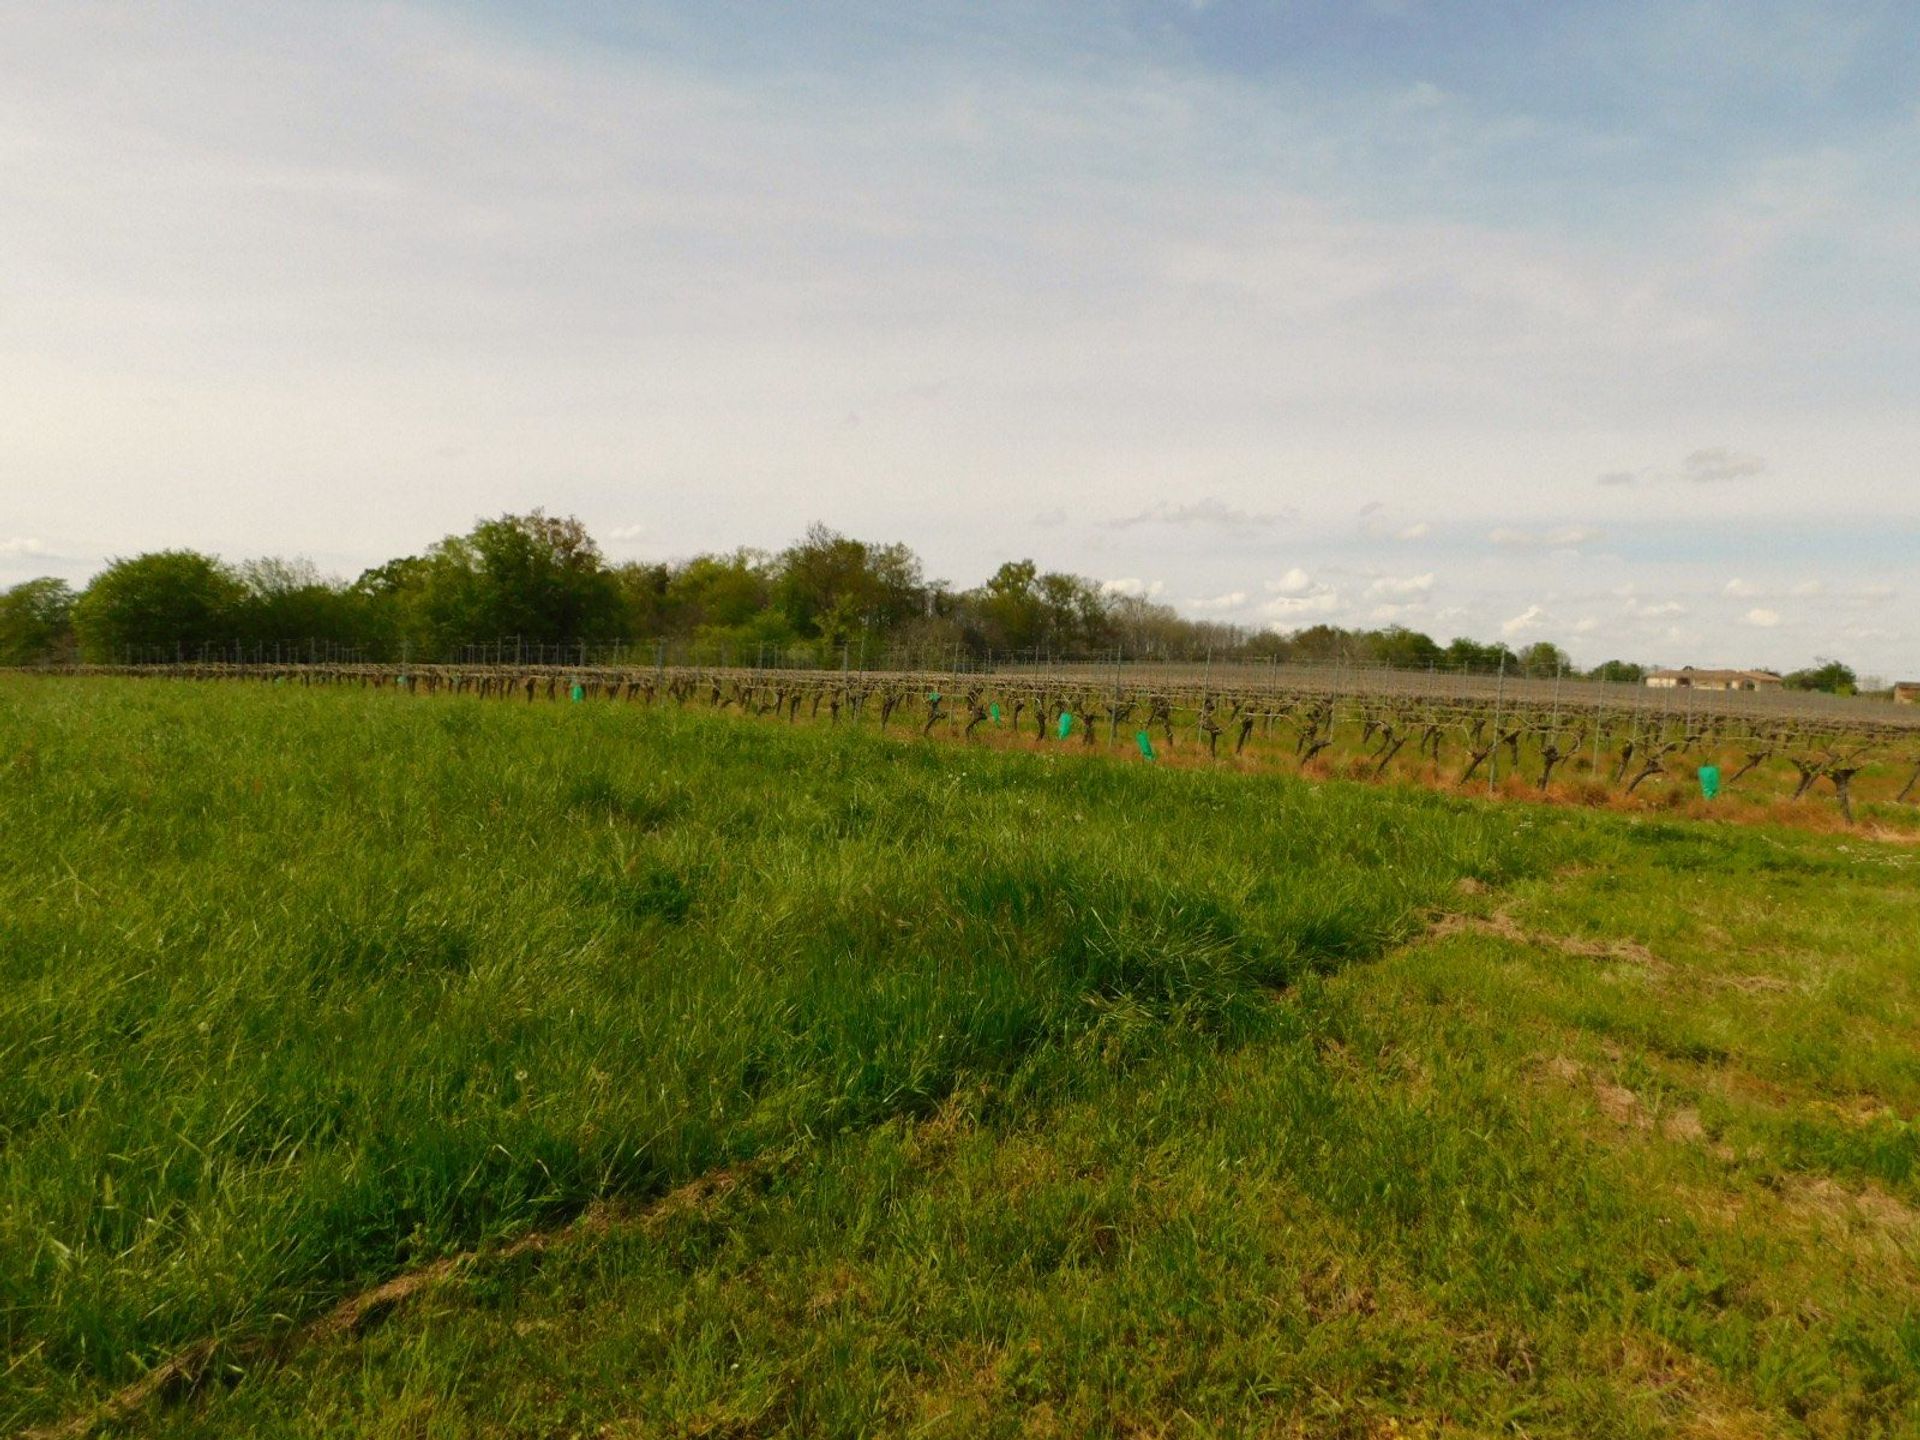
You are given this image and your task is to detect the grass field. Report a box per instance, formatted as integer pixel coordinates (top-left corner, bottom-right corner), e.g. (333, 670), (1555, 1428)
(3, 677), (1918, 1437)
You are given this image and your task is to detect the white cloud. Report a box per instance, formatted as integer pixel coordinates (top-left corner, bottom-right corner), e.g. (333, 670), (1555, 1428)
(1572, 616), (1600, 634)
(1186, 590), (1249, 612)
(1260, 565), (1352, 622)
(604, 523), (646, 542)
(1395, 81), (1448, 111)
(1265, 567), (1316, 596)
(1722, 577), (1758, 597)
(1683, 447), (1768, 483)
(1626, 597), (1686, 619)
(1101, 577), (1165, 599)
(1488, 525), (1603, 549)
(0, 538), (48, 556)
(1548, 527), (1604, 547)
(1745, 607), (1782, 627)
(1366, 572), (1434, 598)
(1598, 448), (1768, 489)
(1360, 507), (1433, 543)
(1789, 579), (1824, 596)
(1501, 603), (1548, 637)
(1263, 590), (1341, 620)
(1107, 498), (1293, 530)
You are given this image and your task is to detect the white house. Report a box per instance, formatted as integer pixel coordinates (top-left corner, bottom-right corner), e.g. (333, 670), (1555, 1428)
(1645, 666), (1784, 693)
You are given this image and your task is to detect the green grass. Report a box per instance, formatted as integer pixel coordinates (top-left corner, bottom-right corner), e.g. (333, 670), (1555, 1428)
(0, 678), (1546, 1431)
(3, 678), (1917, 1437)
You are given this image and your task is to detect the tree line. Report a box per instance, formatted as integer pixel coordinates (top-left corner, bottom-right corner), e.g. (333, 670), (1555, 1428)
(0, 510), (1864, 690)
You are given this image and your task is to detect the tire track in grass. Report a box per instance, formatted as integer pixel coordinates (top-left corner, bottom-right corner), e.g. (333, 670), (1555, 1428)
(29, 881), (1530, 1437)
(24, 1155), (783, 1440)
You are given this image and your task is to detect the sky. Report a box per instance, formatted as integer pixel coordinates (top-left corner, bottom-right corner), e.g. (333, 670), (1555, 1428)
(2, 0), (1916, 675)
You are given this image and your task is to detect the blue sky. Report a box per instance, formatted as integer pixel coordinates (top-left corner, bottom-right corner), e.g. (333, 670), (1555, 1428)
(2, 1), (1915, 673)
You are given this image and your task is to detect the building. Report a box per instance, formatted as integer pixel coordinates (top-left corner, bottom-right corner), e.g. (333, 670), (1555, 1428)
(1645, 666), (1785, 693)
(1896, 682), (1920, 706)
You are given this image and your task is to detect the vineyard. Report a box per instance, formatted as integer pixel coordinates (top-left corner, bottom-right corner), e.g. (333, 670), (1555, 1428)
(52, 658), (1920, 826)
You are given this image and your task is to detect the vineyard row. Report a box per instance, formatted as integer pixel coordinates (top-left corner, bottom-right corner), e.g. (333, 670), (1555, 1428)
(33, 662), (1920, 822)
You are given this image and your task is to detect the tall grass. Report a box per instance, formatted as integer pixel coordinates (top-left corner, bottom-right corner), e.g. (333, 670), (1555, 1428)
(0, 678), (1552, 1413)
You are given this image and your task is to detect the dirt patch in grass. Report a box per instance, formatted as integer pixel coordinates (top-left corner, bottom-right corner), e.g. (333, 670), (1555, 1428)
(1662, 1106), (1707, 1144)
(1689, 1069), (1903, 1130)
(1536, 1054), (1708, 1145)
(1705, 973), (1796, 994)
(1781, 1175), (1920, 1249)
(1808, 1094), (1903, 1127)
(1433, 910), (1670, 977)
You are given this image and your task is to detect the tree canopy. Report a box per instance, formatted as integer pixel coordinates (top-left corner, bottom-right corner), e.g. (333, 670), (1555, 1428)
(0, 578), (75, 665)
(71, 551), (246, 662)
(0, 513), (1868, 686)
(1784, 659), (1858, 695)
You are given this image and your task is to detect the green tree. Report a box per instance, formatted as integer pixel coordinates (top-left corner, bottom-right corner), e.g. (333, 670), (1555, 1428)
(968, 560), (1045, 653)
(1442, 637), (1518, 674)
(1034, 571), (1111, 654)
(351, 555), (435, 660)
(1586, 659), (1646, 684)
(1287, 625), (1361, 662)
(1366, 626), (1443, 669)
(962, 562), (1111, 657)
(231, 558), (366, 655)
(1517, 641), (1572, 677)
(1784, 658), (1856, 695)
(774, 525), (926, 648)
(410, 512), (624, 658)
(1240, 630), (1293, 661)
(665, 551), (775, 633)
(611, 561), (674, 640)
(72, 551), (244, 662)
(0, 577), (76, 665)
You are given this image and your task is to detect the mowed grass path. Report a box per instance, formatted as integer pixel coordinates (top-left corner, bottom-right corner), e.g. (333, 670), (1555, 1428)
(2, 678), (1541, 1432)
